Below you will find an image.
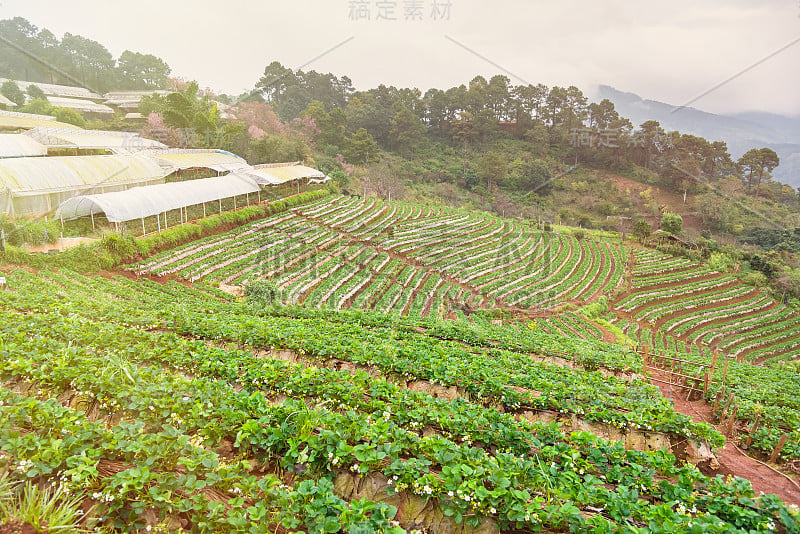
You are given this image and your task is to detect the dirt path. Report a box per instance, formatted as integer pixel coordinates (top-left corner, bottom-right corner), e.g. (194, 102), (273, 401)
(648, 369), (800, 505)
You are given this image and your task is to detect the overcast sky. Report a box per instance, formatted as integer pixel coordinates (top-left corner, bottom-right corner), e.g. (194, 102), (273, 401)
(2, 0), (799, 115)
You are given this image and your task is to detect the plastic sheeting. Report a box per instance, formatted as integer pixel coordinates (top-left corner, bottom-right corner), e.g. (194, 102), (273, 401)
(0, 94), (15, 108)
(243, 164), (326, 185)
(0, 134), (48, 158)
(0, 154), (168, 195)
(144, 149), (251, 173)
(24, 127), (167, 152)
(56, 173), (262, 222)
(0, 79), (103, 100)
(0, 110), (81, 131)
(46, 97), (115, 115)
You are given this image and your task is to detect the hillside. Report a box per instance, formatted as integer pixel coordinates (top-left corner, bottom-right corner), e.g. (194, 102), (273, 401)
(2, 13), (800, 533)
(2, 257), (800, 531)
(598, 85), (800, 187)
(127, 194), (799, 366)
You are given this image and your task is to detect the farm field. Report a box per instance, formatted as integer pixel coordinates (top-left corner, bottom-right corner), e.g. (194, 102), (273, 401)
(3, 195), (800, 532)
(131, 195), (800, 365)
(1, 264), (798, 533)
(130, 195), (627, 320)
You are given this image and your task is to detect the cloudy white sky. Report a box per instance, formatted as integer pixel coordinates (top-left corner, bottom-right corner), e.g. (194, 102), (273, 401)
(2, 0), (799, 115)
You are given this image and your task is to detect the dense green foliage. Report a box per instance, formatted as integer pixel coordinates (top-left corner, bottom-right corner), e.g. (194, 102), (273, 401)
(0, 265), (797, 532)
(0, 17), (171, 91)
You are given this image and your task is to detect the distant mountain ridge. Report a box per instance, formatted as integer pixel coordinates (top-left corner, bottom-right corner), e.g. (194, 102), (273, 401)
(597, 85), (800, 187)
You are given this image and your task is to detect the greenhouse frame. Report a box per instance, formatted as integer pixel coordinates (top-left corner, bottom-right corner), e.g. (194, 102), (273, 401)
(55, 174), (265, 232)
(24, 127), (167, 154)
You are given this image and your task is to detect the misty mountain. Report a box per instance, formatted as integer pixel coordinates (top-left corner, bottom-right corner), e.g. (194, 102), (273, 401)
(597, 85), (800, 188)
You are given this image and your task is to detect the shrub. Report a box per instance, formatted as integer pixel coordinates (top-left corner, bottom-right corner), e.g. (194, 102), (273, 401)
(244, 280), (284, 307)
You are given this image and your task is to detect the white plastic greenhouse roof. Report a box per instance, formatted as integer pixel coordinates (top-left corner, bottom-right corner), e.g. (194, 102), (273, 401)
(0, 110), (81, 131)
(0, 134), (48, 158)
(24, 127), (167, 152)
(242, 164), (326, 185)
(0, 154), (168, 196)
(0, 79), (103, 100)
(143, 149), (251, 173)
(0, 94), (16, 107)
(46, 96), (115, 115)
(56, 173), (262, 223)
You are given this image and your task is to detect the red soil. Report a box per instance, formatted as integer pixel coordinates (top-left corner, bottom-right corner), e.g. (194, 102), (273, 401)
(649, 368), (800, 505)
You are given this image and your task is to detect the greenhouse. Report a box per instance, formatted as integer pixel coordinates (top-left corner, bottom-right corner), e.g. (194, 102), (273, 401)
(45, 96), (115, 117)
(0, 94), (16, 109)
(144, 149), (251, 175)
(0, 154), (169, 217)
(0, 134), (48, 158)
(0, 110), (81, 131)
(0, 78), (104, 100)
(55, 174), (264, 231)
(24, 127), (167, 154)
(239, 163), (328, 196)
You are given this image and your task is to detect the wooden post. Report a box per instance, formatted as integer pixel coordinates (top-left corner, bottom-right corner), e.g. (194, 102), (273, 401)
(703, 368), (711, 396)
(141, 217), (146, 236)
(726, 405), (738, 436)
(770, 434), (789, 463)
(203, 203), (206, 218)
(233, 195), (237, 210)
(219, 198), (222, 214)
(114, 221), (119, 233)
(687, 367), (704, 401)
(90, 208), (95, 230)
(744, 414), (761, 448)
(721, 356), (730, 385)
(712, 391), (722, 414)
(722, 393), (735, 419)
(157, 212), (162, 233)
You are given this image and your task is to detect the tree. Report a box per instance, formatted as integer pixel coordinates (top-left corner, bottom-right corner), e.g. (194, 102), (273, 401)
(513, 159), (552, 194)
(587, 99), (619, 130)
(26, 84), (46, 101)
(738, 148), (780, 197)
(344, 128), (379, 166)
(53, 107), (85, 128)
(117, 51), (171, 89)
(660, 212), (683, 234)
(1, 81), (25, 107)
(633, 219), (652, 242)
(389, 105), (426, 159)
(477, 151), (507, 193)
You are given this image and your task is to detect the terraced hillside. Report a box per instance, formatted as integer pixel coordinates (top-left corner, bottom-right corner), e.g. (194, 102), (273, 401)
(1, 265), (798, 532)
(616, 249), (800, 363)
(131, 195), (627, 318)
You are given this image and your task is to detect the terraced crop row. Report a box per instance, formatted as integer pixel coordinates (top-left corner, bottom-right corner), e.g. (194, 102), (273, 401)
(615, 248), (800, 363)
(131, 196), (626, 318)
(5, 266), (796, 531)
